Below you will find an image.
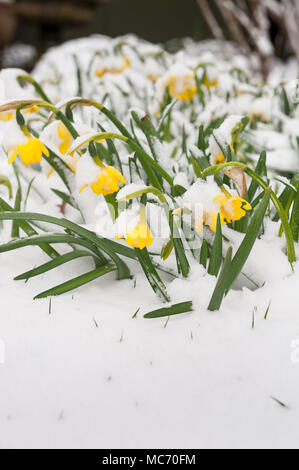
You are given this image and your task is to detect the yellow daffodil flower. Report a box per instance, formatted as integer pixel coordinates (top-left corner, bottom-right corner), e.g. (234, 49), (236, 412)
(124, 222), (154, 249)
(208, 116), (242, 165)
(25, 105), (39, 115)
(196, 193), (251, 232)
(203, 75), (218, 90)
(214, 194), (252, 224)
(174, 178), (251, 233)
(0, 111), (13, 122)
(89, 166), (126, 196)
(78, 157), (126, 197)
(0, 106), (38, 124)
(57, 122), (72, 154)
(166, 74), (197, 102)
(116, 207), (154, 249)
(96, 57), (130, 78)
(7, 137), (49, 165)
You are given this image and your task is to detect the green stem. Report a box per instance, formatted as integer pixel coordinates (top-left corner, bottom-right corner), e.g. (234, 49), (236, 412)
(17, 75), (52, 103)
(202, 162), (246, 178)
(16, 102), (79, 139)
(245, 168), (296, 265)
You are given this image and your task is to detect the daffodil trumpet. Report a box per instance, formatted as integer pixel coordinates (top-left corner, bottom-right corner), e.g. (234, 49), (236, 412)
(76, 154), (126, 197)
(116, 207), (154, 250)
(7, 136), (49, 166)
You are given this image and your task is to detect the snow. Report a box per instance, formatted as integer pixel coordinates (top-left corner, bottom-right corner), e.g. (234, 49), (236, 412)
(116, 183), (147, 201)
(0, 245), (299, 448)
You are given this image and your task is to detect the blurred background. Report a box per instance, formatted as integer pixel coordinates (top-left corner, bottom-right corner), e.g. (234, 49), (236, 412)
(0, 0), (209, 70)
(0, 0), (298, 78)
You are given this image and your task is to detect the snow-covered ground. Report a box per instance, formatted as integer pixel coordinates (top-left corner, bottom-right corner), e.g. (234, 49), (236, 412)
(0, 224), (299, 449)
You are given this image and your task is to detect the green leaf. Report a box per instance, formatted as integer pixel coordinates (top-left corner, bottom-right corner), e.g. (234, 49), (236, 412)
(281, 86), (291, 115)
(172, 185), (186, 197)
(51, 188), (79, 210)
(161, 239), (174, 261)
(24, 177), (36, 210)
(225, 189), (271, 293)
(117, 186), (167, 204)
(45, 148), (74, 192)
(34, 264), (116, 299)
(245, 168), (296, 265)
(97, 122), (123, 171)
(136, 248), (170, 302)
(0, 197), (59, 259)
(0, 233), (105, 260)
(14, 250), (94, 280)
(208, 214), (223, 276)
(290, 190), (299, 242)
(0, 175), (13, 199)
(11, 186), (22, 238)
(247, 151), (267, 203)
(208, 246), (233, 311)
(168, 212), (190, 277)
(128, 138), (173, 186)
(200, 240), (208, 268)
(0, 212), (131, 279)
(190, 155), (203, 178)
(157, 100), (177, 136)
(212, 131), (232, 162)
(144, 300), (193, 319)
(73, 54), (83, 96)
(131, 111), (159, 162)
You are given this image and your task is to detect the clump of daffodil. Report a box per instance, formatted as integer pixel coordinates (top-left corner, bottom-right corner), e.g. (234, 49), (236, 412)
(157, 64), (197, 102)
(76, 153), (126, 196)
(115, 205), (154, 250)
(95, 56), (130, 78)
(3, 122), (49, 166)
(208, 115), (242, 164)
(174, 178), (251, 233)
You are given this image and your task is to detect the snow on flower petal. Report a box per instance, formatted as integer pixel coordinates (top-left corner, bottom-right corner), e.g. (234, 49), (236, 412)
(76, 153), (126, 197)
(158, 63), (197, 102)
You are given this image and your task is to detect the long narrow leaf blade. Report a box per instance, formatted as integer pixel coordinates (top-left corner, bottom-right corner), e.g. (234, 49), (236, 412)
(136, 248), (170, 302)
(144, 300), (193, 319)
(34, 264), (116, 299)
(14, 250), (94, 280)
(245, 169), (296, 264)
(290, 190), (299, 242)
(0, 211), (131, 278)
(225, 189), (271, 293)
(208, 214), (223, 276)
(0, 198), (59, 259)
(11, 186), (22, 238)
(51, 189), (79, 210)
(208, 246), (233, 311)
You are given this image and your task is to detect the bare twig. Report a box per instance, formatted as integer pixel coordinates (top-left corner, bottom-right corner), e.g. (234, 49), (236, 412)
(196, 0), (299, 79)
(196, 0), (231, 60)
(215, 0), (251, 57)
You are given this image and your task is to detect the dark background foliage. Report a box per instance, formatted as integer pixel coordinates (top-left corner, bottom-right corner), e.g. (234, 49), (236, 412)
(0, 0), (210, 69)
